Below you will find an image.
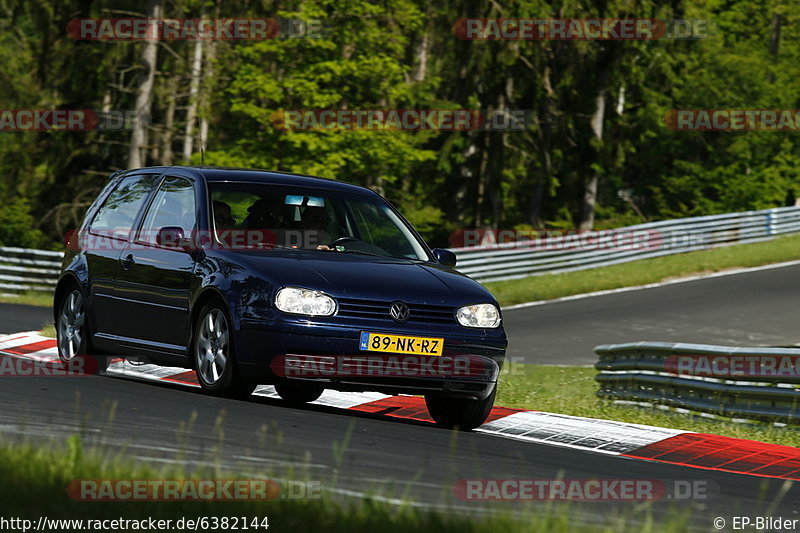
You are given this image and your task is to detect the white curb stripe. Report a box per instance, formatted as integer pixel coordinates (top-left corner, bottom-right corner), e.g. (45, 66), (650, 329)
(476, 411), (686, 454)
(0, 333), (683, 457)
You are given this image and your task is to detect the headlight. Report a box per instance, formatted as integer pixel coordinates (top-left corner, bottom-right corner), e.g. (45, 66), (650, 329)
(275, 287), (336, 316)
(456, 303), (501, 328)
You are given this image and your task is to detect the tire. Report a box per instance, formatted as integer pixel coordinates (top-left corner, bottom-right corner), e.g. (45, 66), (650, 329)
(56, 287), (109, 375)
(425, 386), (497, 431)
(192, 302), (255, 399)
(274, 382), (324, 405)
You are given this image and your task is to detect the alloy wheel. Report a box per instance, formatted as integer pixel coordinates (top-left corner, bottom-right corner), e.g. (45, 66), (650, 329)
(196, 308), (230, 385)
(58, 290), (85, 360)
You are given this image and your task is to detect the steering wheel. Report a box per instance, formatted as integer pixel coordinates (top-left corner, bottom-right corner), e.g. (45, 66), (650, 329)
(330, 236), (359, 248)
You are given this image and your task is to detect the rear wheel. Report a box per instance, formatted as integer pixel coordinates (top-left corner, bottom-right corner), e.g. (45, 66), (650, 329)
(56, 288), (109, 375)
(193, 303), (255, 399)
(274, 382), (324, 405)
(425, 386), (497, 431)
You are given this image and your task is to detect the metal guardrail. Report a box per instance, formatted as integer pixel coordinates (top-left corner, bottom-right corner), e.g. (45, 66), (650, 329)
(3, 205), (800, 293)
(453, 206), (800, 282)
(0, 247), (63, 294)
(595, 342), (800, 423)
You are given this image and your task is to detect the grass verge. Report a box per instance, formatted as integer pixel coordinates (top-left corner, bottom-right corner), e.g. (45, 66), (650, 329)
(485, 234), (800, 306)
(497, 364), (800, 447)
(0, 290), (53, 308)
(40, 323), (56, 338)
(0, 436), (686, 532)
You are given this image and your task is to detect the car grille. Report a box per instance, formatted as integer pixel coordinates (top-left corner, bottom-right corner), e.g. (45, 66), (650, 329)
(336, 298), (456, 324)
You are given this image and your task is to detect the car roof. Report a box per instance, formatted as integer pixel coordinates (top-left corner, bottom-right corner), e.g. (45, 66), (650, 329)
(120, 166), (375, 194)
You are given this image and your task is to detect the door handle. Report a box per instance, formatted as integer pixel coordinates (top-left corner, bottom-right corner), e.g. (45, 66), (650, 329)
(120, 253), (135, 270)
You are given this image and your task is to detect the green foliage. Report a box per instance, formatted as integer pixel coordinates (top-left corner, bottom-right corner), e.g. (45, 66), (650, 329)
(1, 0), (799, 246)
(0, 198), (47, 248)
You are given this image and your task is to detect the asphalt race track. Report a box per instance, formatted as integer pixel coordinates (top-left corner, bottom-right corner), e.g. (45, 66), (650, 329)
(503, 263), (800, 364)
(0, 302), (52, 336)
(1, 373), (798, 529)
(0, 264), (799, 528)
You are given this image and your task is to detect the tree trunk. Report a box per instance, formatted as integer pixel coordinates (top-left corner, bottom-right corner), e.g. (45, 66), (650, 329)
(579, 74), (608, 230)
(529, 149), (549, 227)
(413, 23), (430, 82)
(199, 38), (216, 156)
(529, 63), (557, 227)
(182, 36), (204, 162)
(128, 0), (163, 169)
(473, 132), (490, 226)
(160, 76), (177, 165)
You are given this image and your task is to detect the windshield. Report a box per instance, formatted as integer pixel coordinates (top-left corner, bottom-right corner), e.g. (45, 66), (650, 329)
(208, 182), (430, 261)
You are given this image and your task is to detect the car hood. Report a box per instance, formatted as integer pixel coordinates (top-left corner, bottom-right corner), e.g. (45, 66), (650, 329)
(222, 250), (496, 306)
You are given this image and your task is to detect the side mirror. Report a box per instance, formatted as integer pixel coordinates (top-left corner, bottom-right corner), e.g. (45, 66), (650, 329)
(156, 226), (191, 251)
(432, 248), (457, 268)
(64, 228), (80, 251)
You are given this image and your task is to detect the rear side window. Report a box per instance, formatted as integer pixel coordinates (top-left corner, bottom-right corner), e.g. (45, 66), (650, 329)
(89, 174), (159, 234)
(81, 175), (122, 230)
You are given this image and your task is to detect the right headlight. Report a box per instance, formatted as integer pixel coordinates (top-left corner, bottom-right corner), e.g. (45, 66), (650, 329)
(456, 303), (501, 328)
(275, 287), (336, 316)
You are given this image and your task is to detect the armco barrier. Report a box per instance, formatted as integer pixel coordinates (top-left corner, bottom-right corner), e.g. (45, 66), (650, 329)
(595, 342), (800, 423)
(453, 206), (800, 282)
(3, 205), (800, 293)
(0, 247), (63, 294)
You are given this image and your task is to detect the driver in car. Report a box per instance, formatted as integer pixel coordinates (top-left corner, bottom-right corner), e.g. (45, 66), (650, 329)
(300, 206), (333, 250)
(244, 197), (285, 248)
(212, 201), (237, 230)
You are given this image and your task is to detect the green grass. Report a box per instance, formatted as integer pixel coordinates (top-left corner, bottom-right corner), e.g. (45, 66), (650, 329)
(0, 290), (53, 308)
(486, 234), (800, 306)
(40, 322), (56, 338)
(0, 436), (690, 533)
(497, 364), (800, 447)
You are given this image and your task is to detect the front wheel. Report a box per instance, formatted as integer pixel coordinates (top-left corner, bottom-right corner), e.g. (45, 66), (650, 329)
(56, 288), (109, 375)
(274, 382), (324, 405)
(425, 386), (497, 431)
(193, 303), (255, 399)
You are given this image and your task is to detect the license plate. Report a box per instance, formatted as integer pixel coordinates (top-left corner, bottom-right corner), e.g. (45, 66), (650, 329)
(359, 332), (444, 356)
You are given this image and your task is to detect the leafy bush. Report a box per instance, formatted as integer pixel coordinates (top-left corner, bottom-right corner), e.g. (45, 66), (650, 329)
(0, 198), (46, 248)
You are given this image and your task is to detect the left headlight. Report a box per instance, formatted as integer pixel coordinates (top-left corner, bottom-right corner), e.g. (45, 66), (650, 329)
(275, 287), (336, 316)
(456, 303), (501, 328)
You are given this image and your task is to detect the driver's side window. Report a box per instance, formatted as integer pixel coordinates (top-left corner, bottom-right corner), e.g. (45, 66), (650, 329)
(138, 176), (197, 245)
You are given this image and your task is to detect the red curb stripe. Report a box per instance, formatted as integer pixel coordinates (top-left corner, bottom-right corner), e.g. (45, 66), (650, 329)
(5, 339), (57, 355)
(623, 433), (800, 480)
(349, 395), (433, 422)
(480, 405), (524, 423)
(161, 370), (200, 386)
(349, 395), (523, 424)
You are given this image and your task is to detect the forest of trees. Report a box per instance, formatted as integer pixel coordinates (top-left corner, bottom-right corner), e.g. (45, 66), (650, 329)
(0, 0), (797, 249)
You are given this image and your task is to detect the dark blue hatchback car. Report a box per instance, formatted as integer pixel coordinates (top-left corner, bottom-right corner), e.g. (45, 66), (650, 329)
(54, 167), (507, 429)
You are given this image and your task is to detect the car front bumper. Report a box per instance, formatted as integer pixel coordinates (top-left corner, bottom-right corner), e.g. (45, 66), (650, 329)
(236, 317), (507, 400)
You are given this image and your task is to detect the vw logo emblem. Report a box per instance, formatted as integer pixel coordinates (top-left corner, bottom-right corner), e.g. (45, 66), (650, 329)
(389, 301), (410, 323)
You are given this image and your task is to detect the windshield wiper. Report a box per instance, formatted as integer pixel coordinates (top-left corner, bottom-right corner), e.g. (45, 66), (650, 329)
(338, 249), (385, 257)
(244, 243), (301, 251)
